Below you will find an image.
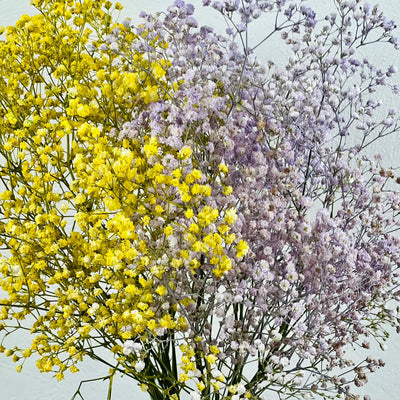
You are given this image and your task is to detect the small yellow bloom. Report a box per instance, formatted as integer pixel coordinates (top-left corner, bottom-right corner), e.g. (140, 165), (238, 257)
(151, 62), (166, 79)
(177, 146), (192, 160)
(60, 203), (69, 214)
(70, 365), (79, 373)
(223, 185), (233, 195)
(225, 208), (238, 225)
(179, 373), (188, 382)
(206, 354), (217, 364)
(154, 204), (164, 214)
(140, 384), (149, 392)
(236, 240), (249, 258)
(209, 345), (220, 354)
(56, 372), (64, 381)
(212, 382), (221, 391)
(155, 285), (167, 296)
(74, 193), (86, 205)
(218, 163), (229, 174)
(164, 225), (173, 237)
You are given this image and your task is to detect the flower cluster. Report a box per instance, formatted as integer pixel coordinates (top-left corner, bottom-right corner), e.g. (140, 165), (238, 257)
(0, 1), (399, 400)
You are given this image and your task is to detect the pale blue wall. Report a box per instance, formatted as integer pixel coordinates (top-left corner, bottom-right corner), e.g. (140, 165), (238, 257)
(0, 1), (399, 399)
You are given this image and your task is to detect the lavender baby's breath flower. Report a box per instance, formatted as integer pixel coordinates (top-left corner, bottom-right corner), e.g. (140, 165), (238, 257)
(106, 0), (400, 398)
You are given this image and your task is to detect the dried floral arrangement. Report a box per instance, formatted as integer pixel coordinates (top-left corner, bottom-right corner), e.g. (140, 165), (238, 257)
(0, 1), (399, 399)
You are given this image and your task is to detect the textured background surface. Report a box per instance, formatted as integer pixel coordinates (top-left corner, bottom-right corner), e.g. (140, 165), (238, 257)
(0, 1), (399, 399)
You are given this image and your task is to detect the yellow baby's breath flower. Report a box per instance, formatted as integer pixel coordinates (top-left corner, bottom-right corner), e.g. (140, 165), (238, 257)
(185, 208), (194, 219)
(218, 163), (229, 174)
(151, 62), (166, 79)
(15, 365), (23, 373)
(155, 285), (167, 296)
(223, 185), (233, 195)
(140, 384), (149, 392)
(212, 382), (221, 391)
(144, 136), (159, 158)
(164, 225), (173, 237)
(206, 354), (217, 364)
(60, 203), (69, 214)
(177, 146), (192, 160)
(0, 0), (246, 389)
(74, 193), (86, 205)
(209, 345), (220, 354)
(236, 240), (249, 258)
(225, 208), (238, 225)
(154, 204), (164, 214)
(70, 365), (79, 374)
